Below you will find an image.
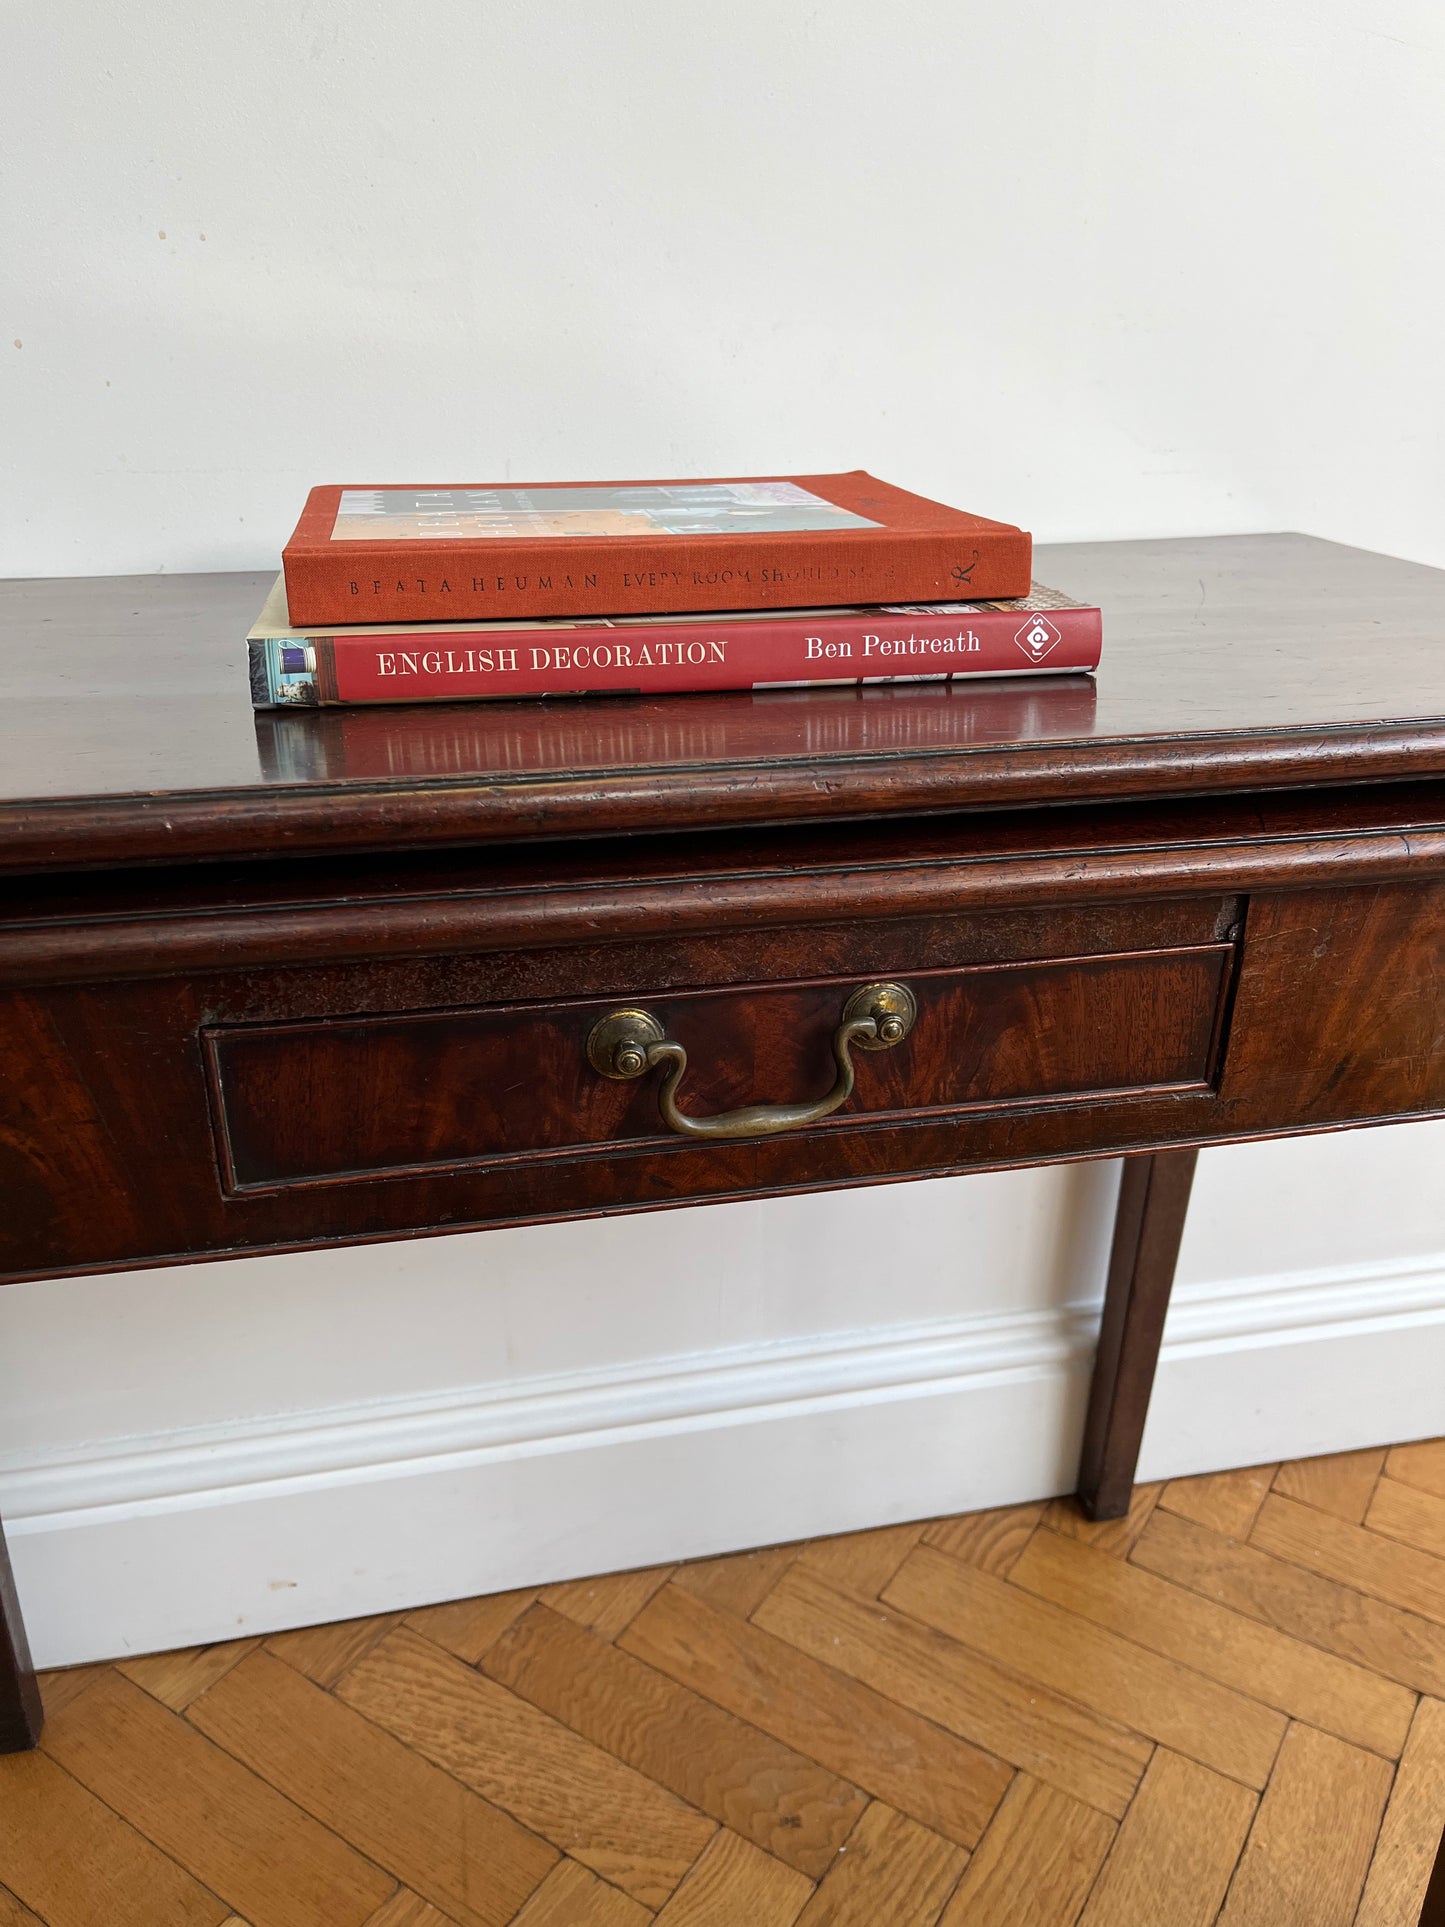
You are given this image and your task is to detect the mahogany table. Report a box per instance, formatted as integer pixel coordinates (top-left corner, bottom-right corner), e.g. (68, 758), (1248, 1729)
(2, 532), (1443, 1754)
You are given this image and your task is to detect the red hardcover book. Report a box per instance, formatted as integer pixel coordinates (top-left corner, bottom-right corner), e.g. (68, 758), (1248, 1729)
(280, 472), (1032, 625)
(249, 579), (1098, 708)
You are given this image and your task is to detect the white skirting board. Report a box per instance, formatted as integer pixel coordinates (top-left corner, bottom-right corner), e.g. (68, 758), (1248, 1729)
(7, 1250), (1445, 1669)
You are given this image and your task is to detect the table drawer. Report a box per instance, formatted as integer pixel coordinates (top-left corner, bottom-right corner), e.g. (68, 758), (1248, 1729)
(7, 875), (1445, 1281)
(206, 942), (1232, 1194)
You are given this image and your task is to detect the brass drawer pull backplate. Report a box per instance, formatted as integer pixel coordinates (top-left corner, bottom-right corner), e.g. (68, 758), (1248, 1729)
(586, 981), (917, 1140)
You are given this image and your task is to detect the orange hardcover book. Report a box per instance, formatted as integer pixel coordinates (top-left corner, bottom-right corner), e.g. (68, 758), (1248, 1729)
(281, 471), (1032, 624)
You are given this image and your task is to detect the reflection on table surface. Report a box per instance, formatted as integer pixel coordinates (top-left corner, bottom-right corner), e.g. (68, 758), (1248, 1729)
(253, 677), (1101, 784)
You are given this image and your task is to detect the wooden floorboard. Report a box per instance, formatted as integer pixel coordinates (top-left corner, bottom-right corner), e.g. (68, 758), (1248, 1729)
(1215, 1722), (1391, 1927)
(1358, 1699), (1445, 1927)
(480, 1602), (866, 1876)
(8, 1436), (1445, 1925)
(1077, 1748), (1256, 1927)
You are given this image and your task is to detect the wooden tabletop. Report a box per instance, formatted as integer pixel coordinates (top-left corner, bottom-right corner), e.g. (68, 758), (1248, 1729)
(2, 533), (1443, 870)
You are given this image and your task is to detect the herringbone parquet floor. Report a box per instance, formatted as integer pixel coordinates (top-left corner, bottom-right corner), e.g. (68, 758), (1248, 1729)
(5, 1440), (1445, 1927)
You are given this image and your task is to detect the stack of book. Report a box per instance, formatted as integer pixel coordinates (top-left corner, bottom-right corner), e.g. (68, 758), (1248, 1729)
(249, 472), (1100, 708)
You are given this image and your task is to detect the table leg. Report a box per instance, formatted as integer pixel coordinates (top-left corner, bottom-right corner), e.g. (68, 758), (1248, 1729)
(1420, 1821), (1445, 1927)
(0, 1510), (43, 1751)
(1078, 1148), (1199, 1521)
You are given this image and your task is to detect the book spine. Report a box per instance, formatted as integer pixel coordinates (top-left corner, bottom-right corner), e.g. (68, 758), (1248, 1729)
(283, 526), (1033, 626)
(257, 606), (1100, 707)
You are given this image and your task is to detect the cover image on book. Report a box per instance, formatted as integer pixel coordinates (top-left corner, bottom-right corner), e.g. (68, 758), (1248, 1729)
(248, 576), (1100, 708)
(281, 471), (1033, 625)
(329, 481), (882, 542)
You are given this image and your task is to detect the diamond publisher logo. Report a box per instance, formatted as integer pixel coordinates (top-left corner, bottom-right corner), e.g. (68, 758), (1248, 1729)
(1015, 613), (1062, 663)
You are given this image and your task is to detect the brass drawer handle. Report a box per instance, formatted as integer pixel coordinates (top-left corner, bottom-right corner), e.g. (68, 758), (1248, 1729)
(586, 981), (917, 1140)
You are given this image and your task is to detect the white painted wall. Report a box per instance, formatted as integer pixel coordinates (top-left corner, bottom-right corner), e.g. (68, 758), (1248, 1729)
(5, 0), (1445, 576)
(3, 0), (1443, 1661)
